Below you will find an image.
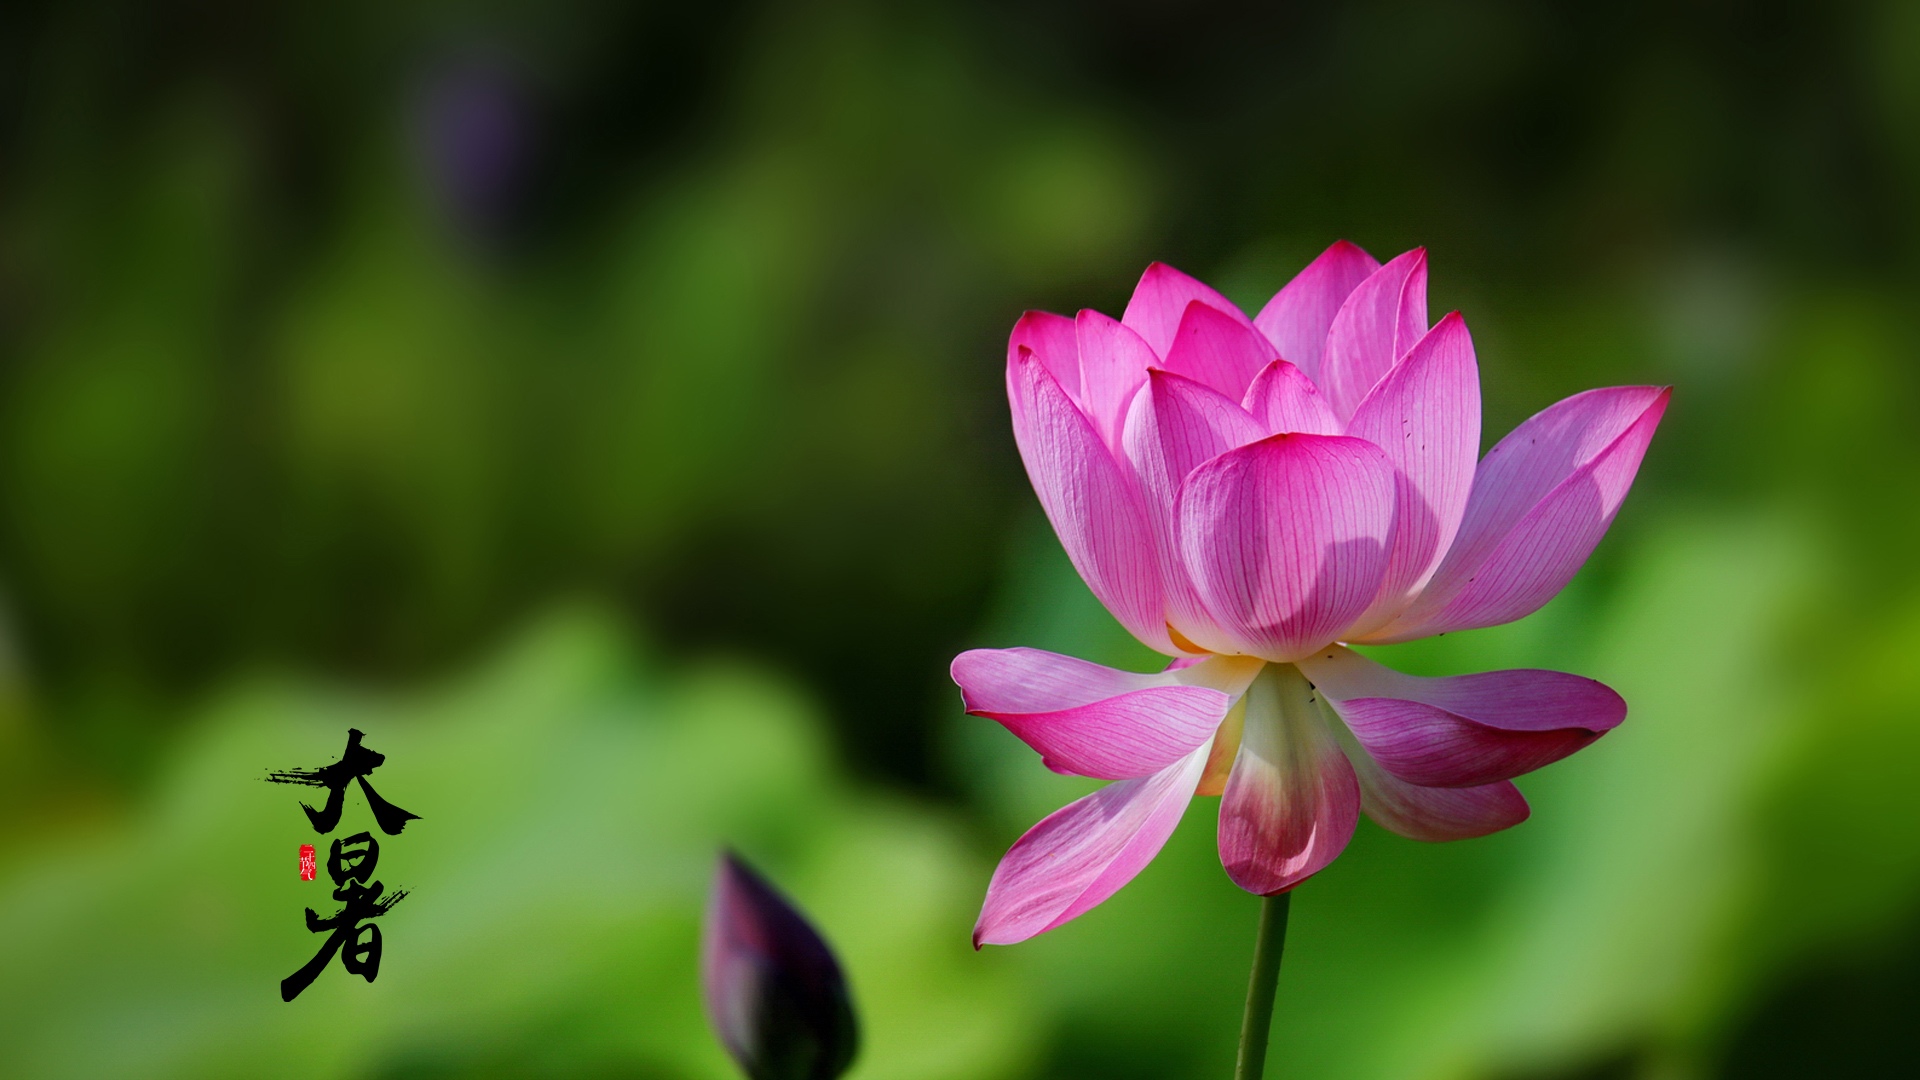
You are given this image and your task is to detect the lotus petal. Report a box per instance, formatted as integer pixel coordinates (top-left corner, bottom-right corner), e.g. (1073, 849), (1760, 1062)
(1175, 433), (1395, 661)
(1254, 240), (1382, 383)
(1343, 312), (1481, 631)
(1299, 645), (1624, 788)
(1008, 352), (1173, 653)
(952, 647), (1232, 779)
(1319, 249), (1429, 423)
(1121, 262), (1260, 359)
(1218, 665), (1360, 894)
(1367, 386), (1670, 641)
(1123, 370), (1267, 650)
(1162, 300), (1279, 402)
(1242, 359), (1342, 436)
(975, 743), (1211, 945)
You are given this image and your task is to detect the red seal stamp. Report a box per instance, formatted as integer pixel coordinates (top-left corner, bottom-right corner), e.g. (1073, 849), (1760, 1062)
(299, 844), (317, 881)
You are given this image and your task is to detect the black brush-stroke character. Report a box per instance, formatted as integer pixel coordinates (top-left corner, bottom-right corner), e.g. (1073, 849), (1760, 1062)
(266, 728), (420, 835)
(280, 832), (409, 1002)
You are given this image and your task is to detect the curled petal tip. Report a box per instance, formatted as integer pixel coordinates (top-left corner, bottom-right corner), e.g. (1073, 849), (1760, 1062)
(703, 852), (859, 1080)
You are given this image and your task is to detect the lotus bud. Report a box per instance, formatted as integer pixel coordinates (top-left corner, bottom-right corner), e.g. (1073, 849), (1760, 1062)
(701, 851), (858, 1080)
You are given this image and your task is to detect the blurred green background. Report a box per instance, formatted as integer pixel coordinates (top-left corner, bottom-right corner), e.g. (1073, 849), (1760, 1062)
(2, 1), (1918, 1077)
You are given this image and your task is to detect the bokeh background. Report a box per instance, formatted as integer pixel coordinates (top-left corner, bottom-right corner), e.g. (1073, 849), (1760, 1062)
(3, 1), (1919, 1077)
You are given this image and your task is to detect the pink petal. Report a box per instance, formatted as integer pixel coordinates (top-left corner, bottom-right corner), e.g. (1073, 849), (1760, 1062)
(1009, 311), (1081, 402)
(1242, 360), (1343, 436)
(951, 646), (1169, 712)
(1343, 312), (1482, 632)
(1122, 370), (1267, 649)
(1008, 352), (1174, 653)
(951, 647), (1231, 779)
(1319, 249), (1430, 424)
(1161, 300), (1279, 402)
(1347, 746), (1530, 841)
(1074, 310), (1157, 449)
(972, 691), (1228, 780)
(1120, 262), (1260, 359)
(1218, 664), (1360, 894)
(975, 742), (1211, 946)
(1369, 386), (1671, 641)
(1253, 240), (1382, 383)
(1444, 386), (1670, 569)
(1174, 433), (1396, 661)
(1298, 645), (1624, 788)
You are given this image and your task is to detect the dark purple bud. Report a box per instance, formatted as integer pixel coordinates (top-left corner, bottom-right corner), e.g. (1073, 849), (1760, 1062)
(702, 852), (859, 1080)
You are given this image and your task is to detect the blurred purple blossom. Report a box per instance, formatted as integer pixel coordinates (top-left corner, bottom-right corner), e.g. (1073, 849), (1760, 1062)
(411, 54), (534, 242)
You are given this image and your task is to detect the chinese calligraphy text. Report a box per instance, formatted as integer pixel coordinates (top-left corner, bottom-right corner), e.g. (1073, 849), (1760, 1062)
(267, 727), (421, 835)
(279, 833), (409, 1002)
(269, 728), (419, 1001)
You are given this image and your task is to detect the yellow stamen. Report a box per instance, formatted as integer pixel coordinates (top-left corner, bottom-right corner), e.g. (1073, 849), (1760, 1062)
(1167, 623), (1206, 655)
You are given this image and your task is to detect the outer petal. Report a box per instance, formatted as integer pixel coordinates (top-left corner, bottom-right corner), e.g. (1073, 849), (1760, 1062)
(1122, 370), (1267, 650)
(1367, 386), (1671, 641)
(1161, 300), (1279, 402)
(1010, 311), (1081, 402)
(974, 741), (1211, 946)
(1347, 749), (1531, 841)
(1074, 310), (1157, 449)
(1175, 433), (1396, 662)
(1009, 353), (1175, 653)
(1254, 240), (1381, 383)
(1120, 262), (1260, 359)
(1343, 312), (1481, 633)
(952, 647), (1233, 779)
(1242, 359), (1342, 436)
(1218, 664), (1360, 894)
(1298, 645), (1624, 788)
(1319, 249), (1429, 424)
(952, 646), (1170, 712)
(952, 647), (1260, 710)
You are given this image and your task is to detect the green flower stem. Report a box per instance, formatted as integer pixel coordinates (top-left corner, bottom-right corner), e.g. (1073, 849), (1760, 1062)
(1234, 891), (1293, 1080)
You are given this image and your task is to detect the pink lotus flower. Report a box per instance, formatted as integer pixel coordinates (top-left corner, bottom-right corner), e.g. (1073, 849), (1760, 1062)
(955, 243), (1668, 946)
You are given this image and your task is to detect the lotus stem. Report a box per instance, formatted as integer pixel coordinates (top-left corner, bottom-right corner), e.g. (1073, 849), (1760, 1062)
(1234, 891), (1292, 1079)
